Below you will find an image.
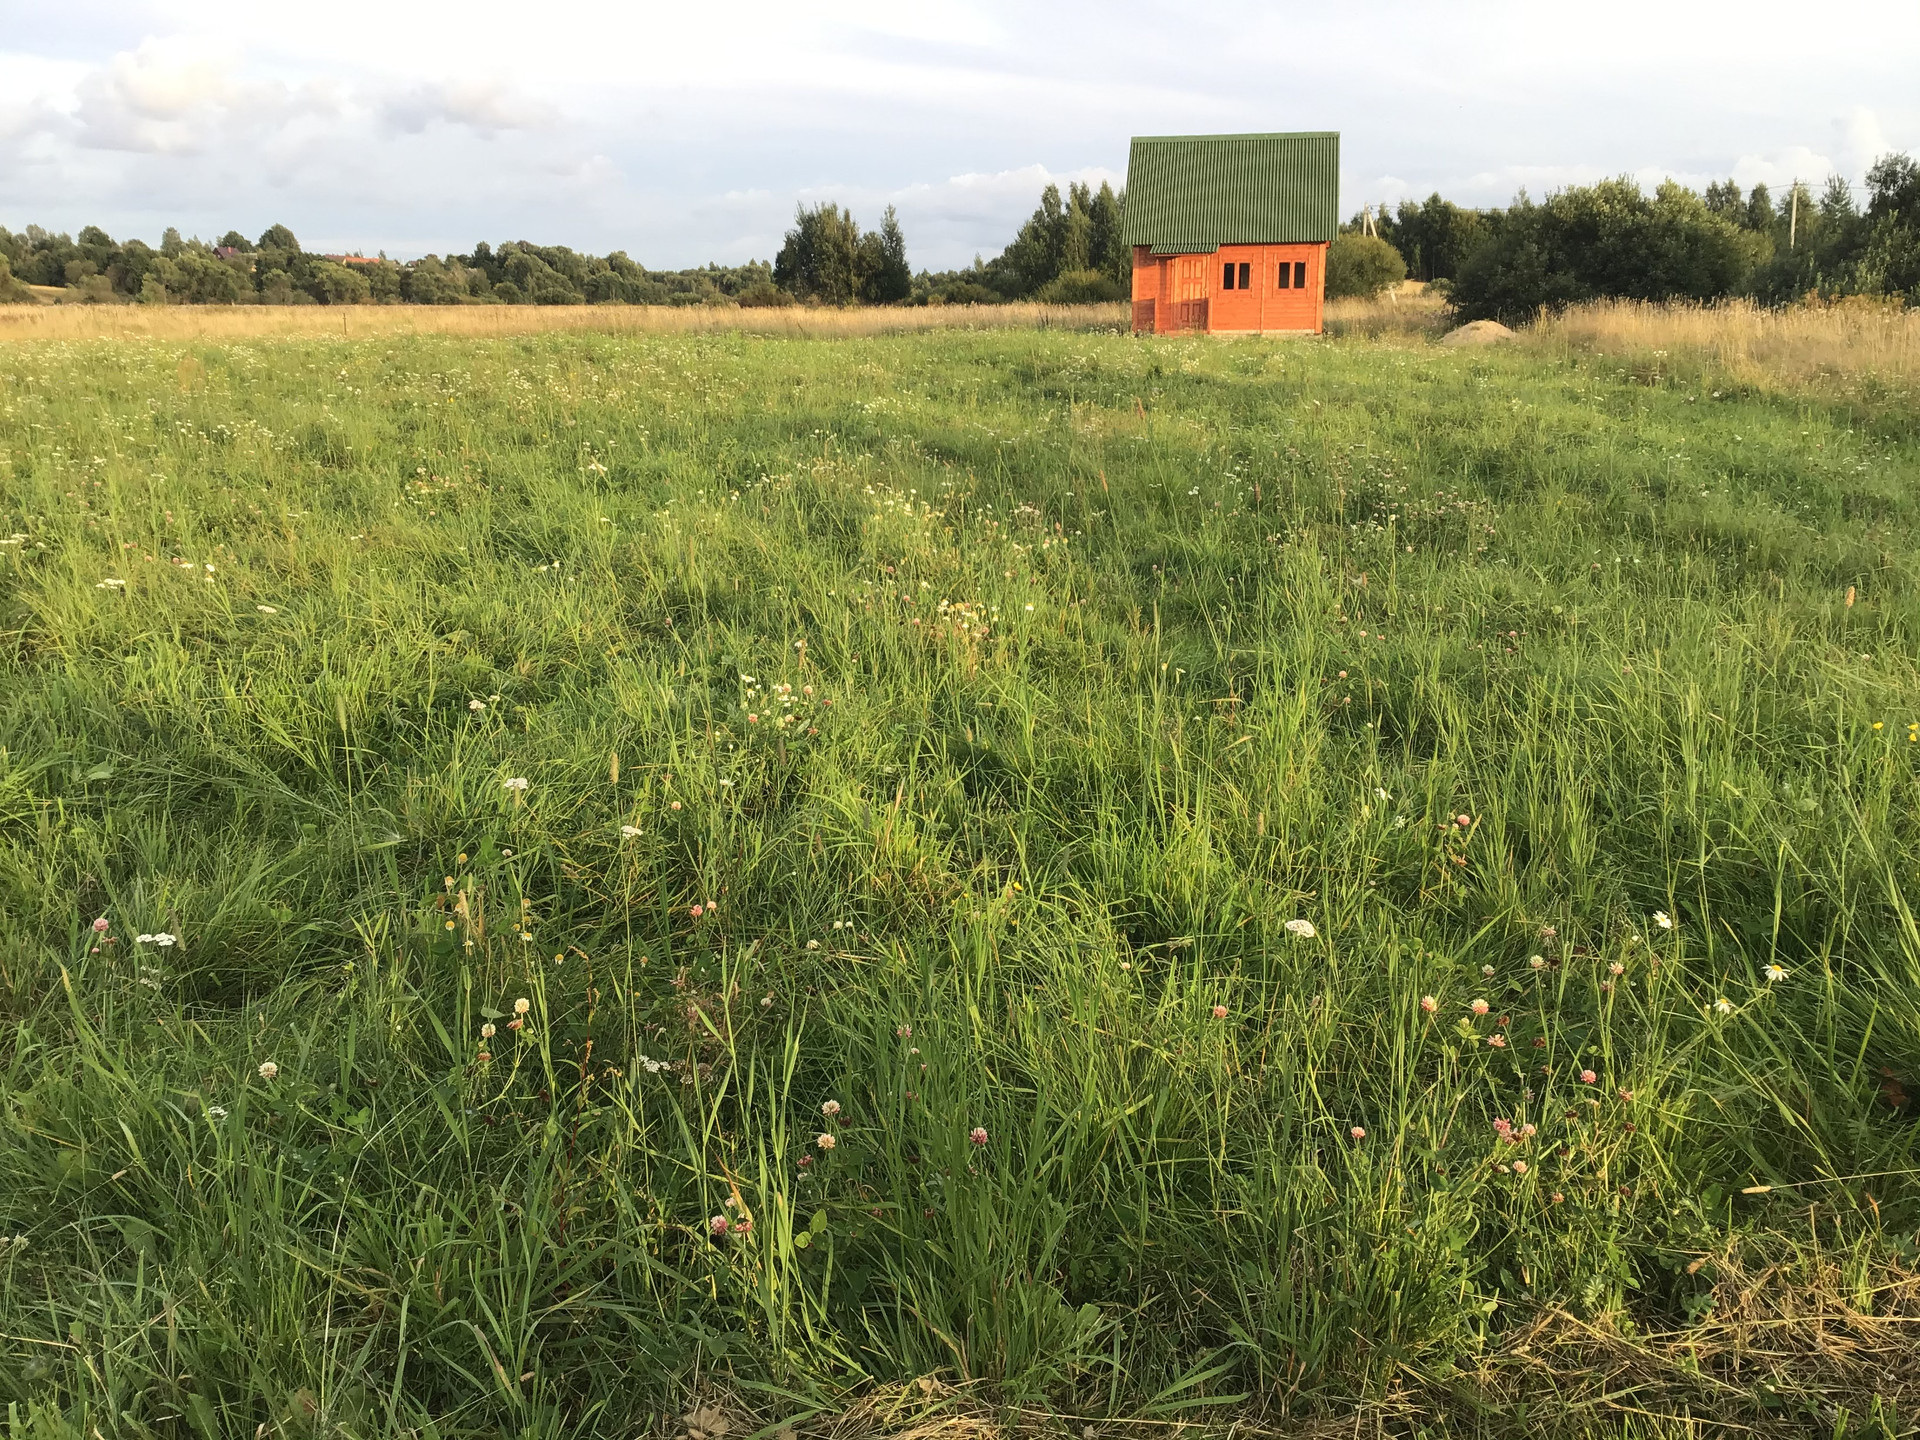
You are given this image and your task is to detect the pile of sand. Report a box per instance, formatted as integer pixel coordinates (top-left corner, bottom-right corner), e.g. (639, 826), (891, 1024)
(1440, 319), (1518, 347)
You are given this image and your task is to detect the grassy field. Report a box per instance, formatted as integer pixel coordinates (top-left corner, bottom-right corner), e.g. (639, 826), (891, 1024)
(1, 319), (1918, 1439)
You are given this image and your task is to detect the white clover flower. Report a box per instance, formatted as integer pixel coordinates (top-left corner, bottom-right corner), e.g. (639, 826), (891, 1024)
(502, 776), (530, 791)
(257, 1060), (279, 1080)
(513, 997), (531, 1015)
(1284, 919), (1316, 940)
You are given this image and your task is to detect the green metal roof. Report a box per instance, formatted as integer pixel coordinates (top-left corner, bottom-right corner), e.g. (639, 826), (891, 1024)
(1120, 132), (1340, 252)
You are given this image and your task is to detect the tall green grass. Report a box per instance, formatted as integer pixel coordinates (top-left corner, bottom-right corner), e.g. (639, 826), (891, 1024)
(0, 329), (1916, 1438)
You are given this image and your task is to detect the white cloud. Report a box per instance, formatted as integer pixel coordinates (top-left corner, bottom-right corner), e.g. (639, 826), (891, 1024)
(379, 78), (556, 137)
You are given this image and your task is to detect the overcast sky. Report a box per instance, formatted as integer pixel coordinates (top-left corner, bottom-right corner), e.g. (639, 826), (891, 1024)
(3, 0), (1916, 270)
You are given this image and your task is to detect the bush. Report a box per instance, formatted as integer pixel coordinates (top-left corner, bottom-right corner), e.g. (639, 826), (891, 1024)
(735, 281), (795, 308)
(0, 254), (32, 304)
(933, 281), (1003, 306)
(1033, 269), (1125, 304)
(1326, 234), (1408, 299)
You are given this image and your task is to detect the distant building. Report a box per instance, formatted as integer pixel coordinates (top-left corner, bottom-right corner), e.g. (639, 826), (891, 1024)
(213, 247), (244, 260)
(1122, 132), (1338, 335)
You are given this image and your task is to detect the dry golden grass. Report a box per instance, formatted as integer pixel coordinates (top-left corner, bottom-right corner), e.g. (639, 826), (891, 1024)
(0, 300), (1128, 344)
(1528, 296), (1920, 392)
(1323, 287), (1453, 340)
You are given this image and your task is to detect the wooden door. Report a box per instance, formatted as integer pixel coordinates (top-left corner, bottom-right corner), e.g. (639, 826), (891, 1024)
(1170, 256), (1208, 333)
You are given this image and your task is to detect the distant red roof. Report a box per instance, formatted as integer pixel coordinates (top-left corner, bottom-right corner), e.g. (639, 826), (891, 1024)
(323, 254), (384, 266)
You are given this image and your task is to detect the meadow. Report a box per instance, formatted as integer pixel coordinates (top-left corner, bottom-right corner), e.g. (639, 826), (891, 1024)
(0, 313), (1917, 1439)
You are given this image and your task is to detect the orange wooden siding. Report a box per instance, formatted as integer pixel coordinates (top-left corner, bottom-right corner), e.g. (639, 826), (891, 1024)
(1130, 242), (1326, 335)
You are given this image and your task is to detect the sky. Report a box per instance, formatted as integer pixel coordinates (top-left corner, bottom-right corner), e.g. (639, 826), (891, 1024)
(2, 0), (1917, 271)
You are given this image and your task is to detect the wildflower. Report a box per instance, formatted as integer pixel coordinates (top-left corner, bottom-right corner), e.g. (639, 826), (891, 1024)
(670, 800), (682, 810)
(256, 604), (278, 614)
(816, 1133), (836, 1150)
(821, 1099), (841, 1117)
(513, 997), (531, 1015)
(143, 933), (177, 948)
(1284, 919), (1317, 940)
(1211, 1004), (1228, 1019)
(1349, 1126), (1366, 1141)
(1618, 1088), (1634, 1101)
(92, 917), (109, 933)
(806, 939), (820, 951)
(797, 1153), (813, 1168)
(1580, 1069), (1597, 1084)
(1374, 787), (1390, 800)
(747, 713), (759, 724)
(257, 1061), (279, 1081)
(731, 1216), (753, 1235)
(507, 1017), (523, 1031)
(1455, 813), (1472, 827)
(1654, 911), (1673, 930)
(1550, 1191), (1565, 1204)
(709, 1214), (731, 1237)
(1487, 1033), (1507, 1048)
(1481, 964), (1495, 977)
(1419, 995), (1438, 1013)
(969, 1126), (989, 1146)
(1608, 962), (1624, 976)
(1714, 997), (1734, 1016)
(1470, 998), (1490, 1016)
(469, 698), (485, 711)
(895, 1024), (912, 1038)
(1512, 1160), (1528, 1175)
(502, 777), (529, 792)
(761, 993), (774, 1008)
(206, 1105), (227, 1121)
(97, 578), (126, 589)
(690, 904), (704, 919)
(1764, 964), (1787, 983)
(620, 824), (642, 838)
(480, 1022), (495, 1039)
(1530, 955), (1545, 970)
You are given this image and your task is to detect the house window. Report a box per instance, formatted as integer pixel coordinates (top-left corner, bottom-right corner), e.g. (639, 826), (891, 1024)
(1237, 261), (1250, 289)
(1277, 263), (1291, 290)
(1294, 260), (1307, 289)
(1222, 262), (1235, 290)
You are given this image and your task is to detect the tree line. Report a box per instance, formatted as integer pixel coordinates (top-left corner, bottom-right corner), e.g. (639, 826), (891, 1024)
(0, 180), (1132, 310)
(6, 156), (1914, 318)
(1328, 153), (1920, 321)
(0, 224), (788, 309)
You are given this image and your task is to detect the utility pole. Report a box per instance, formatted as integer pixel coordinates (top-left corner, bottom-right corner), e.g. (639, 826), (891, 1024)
(1789, 182), (1798, 250)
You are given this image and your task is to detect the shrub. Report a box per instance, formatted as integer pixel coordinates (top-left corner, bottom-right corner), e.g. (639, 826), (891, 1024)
(1033, 269), (1125, 304)
(1326, 234), (1408, 299)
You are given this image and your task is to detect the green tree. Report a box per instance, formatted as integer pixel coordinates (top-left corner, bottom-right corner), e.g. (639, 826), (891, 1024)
(1325, 233), (1408, 298)
(0, 253), (31, 303)
(774, 203), (862, 304)
(1703, 180), (1744, 220)
(859, 206), (912, 304)
(1381, 194), (1486, 282)
(1744, 183), (1774, 232)
(257, 224), (300, 253)
(1450, 178), (1759, 323)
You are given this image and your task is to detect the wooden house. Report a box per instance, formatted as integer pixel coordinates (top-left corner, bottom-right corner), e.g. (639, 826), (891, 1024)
(1123, 131), (1339, 335)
